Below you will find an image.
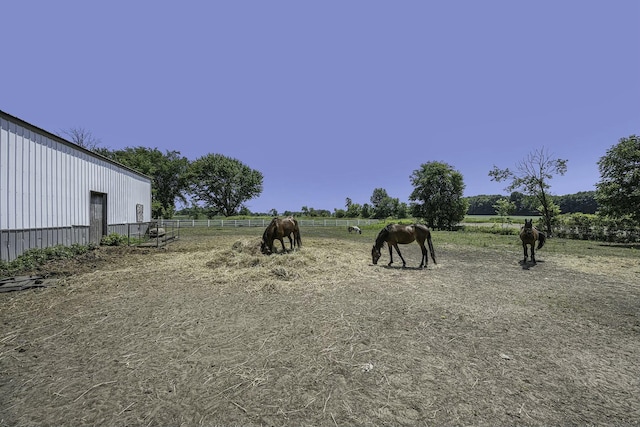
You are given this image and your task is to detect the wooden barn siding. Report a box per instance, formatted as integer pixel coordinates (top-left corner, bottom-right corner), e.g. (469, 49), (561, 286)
(0, 111), (152, 262)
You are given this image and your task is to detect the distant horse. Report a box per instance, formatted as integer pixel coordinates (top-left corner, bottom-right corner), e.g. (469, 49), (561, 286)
(372, 223), (436, 268)
(348, 225), (362, 234)
(261, 217), (302, 254)
(519, 219), (546, 263)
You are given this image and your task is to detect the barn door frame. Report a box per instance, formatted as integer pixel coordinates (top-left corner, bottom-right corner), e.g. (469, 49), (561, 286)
(89, 191), (108, 245)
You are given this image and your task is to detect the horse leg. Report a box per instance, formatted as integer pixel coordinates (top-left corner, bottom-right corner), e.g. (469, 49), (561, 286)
(387, 245), (394, 266)
(522, 242), (528, 263)
(531, 244), (536, 264)
(287, 235), (294, 251)
(393, 244), (407, 267)
(418, 242), (427, 268)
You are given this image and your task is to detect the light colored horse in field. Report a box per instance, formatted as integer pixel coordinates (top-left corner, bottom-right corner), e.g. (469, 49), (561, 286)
(348, 225), (362, 234)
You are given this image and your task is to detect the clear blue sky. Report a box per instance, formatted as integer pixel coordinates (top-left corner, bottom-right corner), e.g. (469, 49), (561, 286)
(2, 1), (638, 214)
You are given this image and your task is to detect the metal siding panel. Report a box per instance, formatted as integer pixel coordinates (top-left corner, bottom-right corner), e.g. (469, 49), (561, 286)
(28, 229), (35, 251)
(56, 142), (63, 227)
(38, 136), (45, 229)
(33, 135), (42, 228)
(0, 118), (8, 229)
(76, 152), (82, 225)
(116, 171), (126, 223)
(28, 133), (37, 229)
(81, 155), (88, 225)
(9, 125), (19, 229)
(45, 140), (52, 228)
(55, 141), (62, 227)
(59, 145), (65, 227)
(35, 228), (42, 251)
(8, 231), (17, 261)
(5, 126), (13, 229)
(61, 146), (69, 227)
(0, 230), (6, 262)
(20, 128), (29, 229)
(45, 138), (52, 227)
(70, 153), (78, 225)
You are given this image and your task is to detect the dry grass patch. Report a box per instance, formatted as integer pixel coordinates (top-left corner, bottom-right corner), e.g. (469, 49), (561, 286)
(1, 232), (639, 426)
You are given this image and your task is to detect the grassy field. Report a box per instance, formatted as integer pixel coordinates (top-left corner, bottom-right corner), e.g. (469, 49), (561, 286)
(177, 224), (639, 260)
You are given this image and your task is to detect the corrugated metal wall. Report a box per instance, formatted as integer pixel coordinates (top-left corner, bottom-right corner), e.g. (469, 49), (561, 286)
(0, 111), (152, 262)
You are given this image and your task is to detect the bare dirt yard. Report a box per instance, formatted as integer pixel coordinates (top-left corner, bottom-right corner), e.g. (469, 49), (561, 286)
(1, 227), (639, 426)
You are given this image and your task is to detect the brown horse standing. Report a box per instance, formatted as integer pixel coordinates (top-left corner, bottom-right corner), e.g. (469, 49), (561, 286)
(371, 223), (436, 268)
(519, 219), (546, 263)
(261, 216), (302, 254)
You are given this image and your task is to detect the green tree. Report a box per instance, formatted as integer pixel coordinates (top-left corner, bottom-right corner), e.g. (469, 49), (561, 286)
(409, 161), (468, 230)
(466, 194), (502, 215)
(557, 191), (598, 214)
(489, 147), (567, 235)
(493, 198), (516, 228)
(395, 201), (410, 219)
(370, 188), (396, 219)
(346, 202), (362, 218)
(186, 154), (263, 217)
(360, 203), (372, 218)
(595, 135), (640, 225)
(109, 147), (189, 218)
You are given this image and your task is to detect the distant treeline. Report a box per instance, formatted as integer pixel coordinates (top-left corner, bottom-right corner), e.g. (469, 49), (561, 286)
(466, 191), (598, 216)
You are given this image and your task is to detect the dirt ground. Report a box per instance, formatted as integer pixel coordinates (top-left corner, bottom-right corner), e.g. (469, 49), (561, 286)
(1, 229), (639, 426)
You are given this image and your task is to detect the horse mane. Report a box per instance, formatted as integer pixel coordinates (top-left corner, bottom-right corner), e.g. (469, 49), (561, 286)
(263, 217), (278, 241)
(374, 226), (390, 249)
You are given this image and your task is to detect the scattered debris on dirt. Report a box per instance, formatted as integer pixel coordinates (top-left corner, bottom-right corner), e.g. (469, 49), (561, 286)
(0, 276), (59, 293)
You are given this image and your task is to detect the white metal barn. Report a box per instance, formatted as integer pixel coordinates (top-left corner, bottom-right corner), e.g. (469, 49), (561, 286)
(0, 110), (152, 262)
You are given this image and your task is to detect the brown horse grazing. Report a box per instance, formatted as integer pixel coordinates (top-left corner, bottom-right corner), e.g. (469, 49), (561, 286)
(372, 223), (436, 268)
(261, 216), (302, 254)
(519, 219), (546, 263)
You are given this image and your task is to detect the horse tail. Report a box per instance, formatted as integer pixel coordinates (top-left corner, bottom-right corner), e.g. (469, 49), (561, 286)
(292, 218), (302, 248)
(537, 231), (546, 249)
(427, 230), (437, 264)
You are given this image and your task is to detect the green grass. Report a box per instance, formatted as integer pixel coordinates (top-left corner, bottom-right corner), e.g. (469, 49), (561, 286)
(176, 224), (639, 260)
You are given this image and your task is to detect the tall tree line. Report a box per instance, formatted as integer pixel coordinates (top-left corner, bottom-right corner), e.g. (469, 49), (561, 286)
(96, 146), (263, 218)
(466, 191), (598, 216)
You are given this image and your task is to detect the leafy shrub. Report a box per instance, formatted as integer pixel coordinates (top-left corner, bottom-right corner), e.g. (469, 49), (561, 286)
(0, 243), (97, 277)
(462, 225), (519, 236)
(100, 233), (128, 246)
(553, 213), (640, 242)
